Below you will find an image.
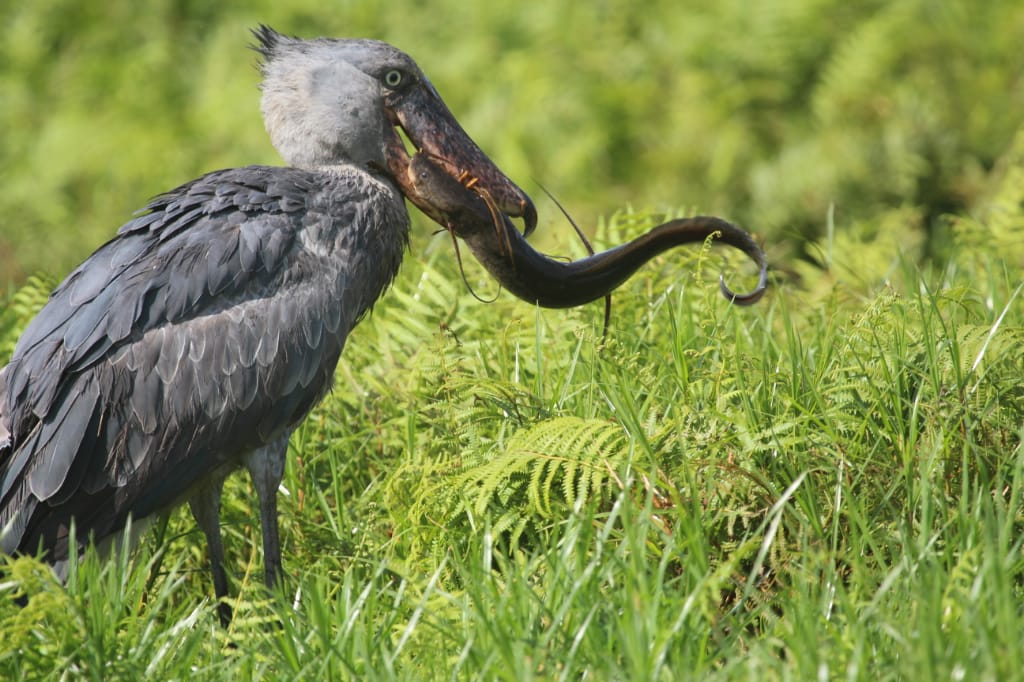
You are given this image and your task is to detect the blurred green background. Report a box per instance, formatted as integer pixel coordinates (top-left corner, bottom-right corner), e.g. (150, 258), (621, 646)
(1, 0), (1022, 282)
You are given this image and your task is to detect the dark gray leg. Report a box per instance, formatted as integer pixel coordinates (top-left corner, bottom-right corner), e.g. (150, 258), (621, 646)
(189, 476), (232, 627)
(244, 434), (289, 592)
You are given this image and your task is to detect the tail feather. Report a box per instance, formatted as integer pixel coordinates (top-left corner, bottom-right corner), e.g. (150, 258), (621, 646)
(1, 363), (18, 554)
(0, 488), (34, 556)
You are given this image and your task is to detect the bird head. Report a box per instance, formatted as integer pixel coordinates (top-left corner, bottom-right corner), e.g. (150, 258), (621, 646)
(253, 25), (536, 234)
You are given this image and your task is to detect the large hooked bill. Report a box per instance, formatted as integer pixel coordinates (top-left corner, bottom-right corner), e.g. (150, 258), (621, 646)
(381, 77), (537, 236)
(402, 151), (768, 309)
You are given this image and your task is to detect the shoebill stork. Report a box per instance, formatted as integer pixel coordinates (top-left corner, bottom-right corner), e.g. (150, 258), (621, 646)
(0, 26), (768, 625)
(0, 25), (535, 625)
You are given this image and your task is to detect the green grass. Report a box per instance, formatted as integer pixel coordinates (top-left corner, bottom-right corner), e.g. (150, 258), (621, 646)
(1, 204), (1021, 679)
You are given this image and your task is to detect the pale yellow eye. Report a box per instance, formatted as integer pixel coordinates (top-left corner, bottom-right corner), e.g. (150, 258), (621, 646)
(384, 69), (403, 87)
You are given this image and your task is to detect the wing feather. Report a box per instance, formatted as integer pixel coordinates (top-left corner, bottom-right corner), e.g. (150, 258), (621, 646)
(0, 164), (407, 562)
(26, 382), (100, 500)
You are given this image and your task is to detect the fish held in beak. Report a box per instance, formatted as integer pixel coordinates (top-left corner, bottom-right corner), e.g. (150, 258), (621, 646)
(406, 151), (769, 308)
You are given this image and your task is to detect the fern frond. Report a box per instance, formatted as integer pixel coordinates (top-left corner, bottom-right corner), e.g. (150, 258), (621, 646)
(954, 126), (1024, 264)
(1, 273), (54, 360)
(388, 416), (633, 560)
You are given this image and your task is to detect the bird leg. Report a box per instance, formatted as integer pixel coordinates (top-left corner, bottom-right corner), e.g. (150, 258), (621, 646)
(244, 435), (289, 593)
(188, 476), (232, 627)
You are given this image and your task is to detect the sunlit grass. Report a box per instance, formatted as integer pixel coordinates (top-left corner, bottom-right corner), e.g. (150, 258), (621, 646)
(1, 207), (1021, 679)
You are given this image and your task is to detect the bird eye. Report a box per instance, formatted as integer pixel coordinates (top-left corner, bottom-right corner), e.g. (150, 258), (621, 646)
(383, 69), (404, 88)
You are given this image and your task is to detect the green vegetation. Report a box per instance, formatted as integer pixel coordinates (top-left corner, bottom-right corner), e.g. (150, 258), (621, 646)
(1, 0), (1023, 679)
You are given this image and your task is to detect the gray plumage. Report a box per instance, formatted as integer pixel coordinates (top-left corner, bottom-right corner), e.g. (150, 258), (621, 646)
(0, 25), (534, 624)
(1, 165), (405, 558)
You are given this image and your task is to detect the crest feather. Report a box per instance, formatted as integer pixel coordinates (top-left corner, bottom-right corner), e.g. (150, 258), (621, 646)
(250, 25), (294, 71)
